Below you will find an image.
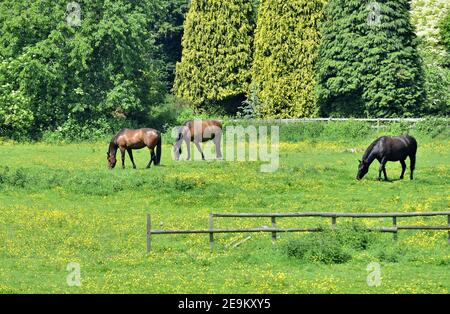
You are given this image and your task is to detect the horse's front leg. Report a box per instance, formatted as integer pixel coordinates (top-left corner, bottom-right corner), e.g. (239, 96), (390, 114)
(120, 147), (126, 169)
(185, 138), (191, 160)
(379, 157), (388, 181)
(127, 149), (137, 169)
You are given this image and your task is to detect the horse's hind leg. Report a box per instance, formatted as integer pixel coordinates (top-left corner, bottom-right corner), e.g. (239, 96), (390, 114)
(215, 131), (223, 160)
(146, 148), (155, 169)
(185, 138), (191, 160)
(400, 159), (406, 180)
(127, 149), (136, 169)
(410, 154), (416, 180)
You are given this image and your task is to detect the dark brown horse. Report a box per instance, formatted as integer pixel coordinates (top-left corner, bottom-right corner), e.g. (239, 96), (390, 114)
(357, 135), (417, 181)
(107, 128), (161, 169)
(173, 120), (222, 161)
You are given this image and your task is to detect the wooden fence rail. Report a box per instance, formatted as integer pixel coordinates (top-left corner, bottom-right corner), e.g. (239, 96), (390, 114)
(146, 211), (450, 253)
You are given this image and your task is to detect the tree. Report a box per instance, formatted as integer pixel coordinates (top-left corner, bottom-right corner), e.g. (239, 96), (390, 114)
(439, 9), (450, 55)
(317, 0), (425, 117)
(252, 0), (327, 118)
(174, 0), (254, 111)
(411, 0), (450, 116)
(0, 0), (173, 138)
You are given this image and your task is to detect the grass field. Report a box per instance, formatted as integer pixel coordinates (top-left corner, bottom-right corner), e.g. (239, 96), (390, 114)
(0, 123), (449, 293)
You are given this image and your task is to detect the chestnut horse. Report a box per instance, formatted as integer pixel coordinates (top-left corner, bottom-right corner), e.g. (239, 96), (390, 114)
(107, 128), (161, 169)
(173, 120), (223, 160)
(357, 135), (417, 181)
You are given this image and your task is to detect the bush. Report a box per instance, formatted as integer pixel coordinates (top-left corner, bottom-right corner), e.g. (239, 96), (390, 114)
(414, 118), (449, 138)
(0, 167), (30, 189)
(284, 222), (373, 264)
(285, 231), (352, 264)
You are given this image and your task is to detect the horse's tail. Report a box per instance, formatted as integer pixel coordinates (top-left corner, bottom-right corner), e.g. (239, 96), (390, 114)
(155, 133), (162, 166)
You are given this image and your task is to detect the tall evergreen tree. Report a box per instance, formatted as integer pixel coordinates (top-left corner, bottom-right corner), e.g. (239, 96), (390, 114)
(316, 0), (425, 117)
(252, 0), (327, 118)
(174, 0), (254, 110)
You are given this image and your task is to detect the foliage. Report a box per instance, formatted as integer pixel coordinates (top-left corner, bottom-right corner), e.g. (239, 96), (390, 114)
(237, 85), (262, 119)
(411, 0), (450, 116)
(0, 0), (188, 139)
(411, 0), (449, 51)
(174, 0), (255, 110)
(285, 223), (373, 265)
(439, 9), (450, 55)
(317, 0), (426, 117)
(251, 0), (326, 118)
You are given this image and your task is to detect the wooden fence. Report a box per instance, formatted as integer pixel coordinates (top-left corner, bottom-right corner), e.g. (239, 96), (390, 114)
(146, 211), (450, 253)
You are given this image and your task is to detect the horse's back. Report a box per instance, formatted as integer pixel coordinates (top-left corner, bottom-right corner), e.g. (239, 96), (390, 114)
(115, 128), (159, 148)
(379, 135), (417, 159)
(182, 120), (222, 141)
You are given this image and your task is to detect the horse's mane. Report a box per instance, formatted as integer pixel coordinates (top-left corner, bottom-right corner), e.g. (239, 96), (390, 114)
(362, 138), (381, 161)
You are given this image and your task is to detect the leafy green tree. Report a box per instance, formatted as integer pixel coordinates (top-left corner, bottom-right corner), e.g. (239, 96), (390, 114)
(0, 0), (187, 139)
(411, 0), (450, 116)
(252, 0), (327, 118)
(317, 0), (425, 117)
(440, 9), (450, 55)
(174, 0), (255, 110)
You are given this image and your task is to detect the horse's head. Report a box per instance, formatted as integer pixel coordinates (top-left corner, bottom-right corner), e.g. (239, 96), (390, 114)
(173, 144), (182, 161)
(107, 152), (117, 169)
(356, 159), (369, 180)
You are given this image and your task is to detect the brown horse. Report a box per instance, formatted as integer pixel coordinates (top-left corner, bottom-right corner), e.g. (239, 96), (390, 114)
(107, 128), (161, 169)
(173, 120), (223, 161)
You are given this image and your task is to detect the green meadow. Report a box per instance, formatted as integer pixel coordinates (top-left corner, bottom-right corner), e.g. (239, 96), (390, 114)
(0, 121), (449, 293)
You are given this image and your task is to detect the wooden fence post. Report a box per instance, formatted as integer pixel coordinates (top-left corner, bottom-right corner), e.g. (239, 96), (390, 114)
(393, 217), (398, 241)
(331, 216), (337, 229)
(448, 215), (450, 245)
(271, 217), (277, 240)
(209, 213), (214, 253)
(147, 214), (152, 253)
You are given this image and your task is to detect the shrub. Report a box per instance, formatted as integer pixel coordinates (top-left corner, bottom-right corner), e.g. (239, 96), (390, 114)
(284, 222), (373, 264)
(285, 231), (352, 264)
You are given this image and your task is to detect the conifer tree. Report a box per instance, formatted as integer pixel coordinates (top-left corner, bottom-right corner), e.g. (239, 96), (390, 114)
(251, 0), (327, 118)
(174, 0), (254, 109)
(316, 0), (425, 117)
